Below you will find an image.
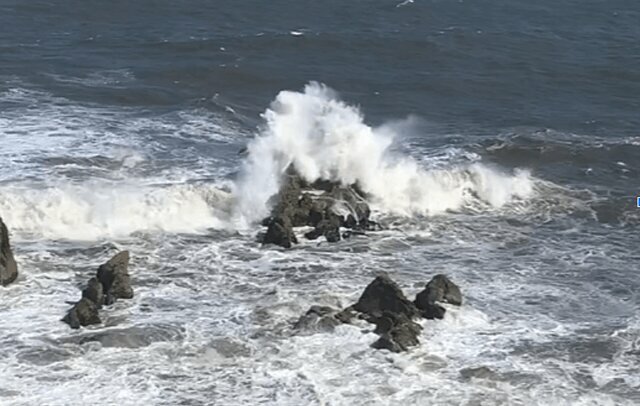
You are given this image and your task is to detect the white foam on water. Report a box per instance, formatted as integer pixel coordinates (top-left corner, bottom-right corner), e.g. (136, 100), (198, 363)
(0, 183), (233, 241)
(0, 84), (636, 406)
(234, 82), (534, 224)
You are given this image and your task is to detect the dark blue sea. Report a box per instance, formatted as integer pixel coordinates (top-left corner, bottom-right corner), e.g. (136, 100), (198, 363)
(1, 1), (639, 404)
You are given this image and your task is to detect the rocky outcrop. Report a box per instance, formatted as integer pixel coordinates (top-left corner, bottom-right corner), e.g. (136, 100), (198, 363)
(97, 251), (133, 304)
(352, 275), (420, 320)
(62, 298), (101, 329)
(0, 217), (18, 287)
(261, 166), (380, 248)
(63, 251), (133, 329)
(414, 274), (462, 320)
(295, 274), (463, 353)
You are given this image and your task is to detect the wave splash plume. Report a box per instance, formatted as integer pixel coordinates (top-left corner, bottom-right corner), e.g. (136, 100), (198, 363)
(235, 82), (534, 224)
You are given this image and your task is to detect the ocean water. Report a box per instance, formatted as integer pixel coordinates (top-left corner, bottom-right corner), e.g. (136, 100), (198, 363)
(1, 1), (639, 405)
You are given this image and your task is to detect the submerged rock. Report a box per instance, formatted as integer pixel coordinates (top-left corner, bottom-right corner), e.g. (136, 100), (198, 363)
(0, 217), (18, 287)
(414, 274), (462, 319)
(62, 298), (101, 329)
(294, 305), (342, 333)
(97, 251), (133, 304)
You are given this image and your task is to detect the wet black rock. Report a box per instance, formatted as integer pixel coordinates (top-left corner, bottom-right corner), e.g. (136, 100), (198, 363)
(62, 298), (101, 329)
(260, 166), (378, 248)
(353, 274), (420, 320)
(414, 274), (462, 320)
(263, 216), (298, 249)
(97, 251), (133, 304)
(63, 250), (134, 329)
(371, 311), (422, 352)
(81, 277), (104, 308)
(298, 274), (463, 353)
(0, 217), (18, 287)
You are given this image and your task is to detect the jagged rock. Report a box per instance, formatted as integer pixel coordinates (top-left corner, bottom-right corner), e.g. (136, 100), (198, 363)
(81, 277), (104, 308)
(294, 305), (342, 333)
(371, 311), (422, 352)
(298, 275), (424, 353)
(326, 186), (370, 227)
(62, 298), (101, 329)
(414, 274), (462, 319)
(0, 217), (18, 287)
(263, 216), (297, 248)
(97, 251), (133, 305)
(304, 211), (342, 243)
(353, 274), (420, 320)
(260, 166), (379, 248)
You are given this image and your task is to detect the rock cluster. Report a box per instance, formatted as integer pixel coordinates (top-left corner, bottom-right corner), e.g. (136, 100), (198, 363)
(261, 167), (379, 248)
(0, 217), (18, 287)
(63, 251), (133, 329)
(295, 274), (462, 352)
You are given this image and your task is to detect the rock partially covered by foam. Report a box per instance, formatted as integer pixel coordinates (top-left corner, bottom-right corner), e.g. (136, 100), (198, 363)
(295, 274), (422, 353)
(296, 274), (463, 353)
(370, 311), (422, 352)
(0, 217), (18, 287)
(293, 305), (343, 333)
(63, 251), (133, 329)
(260, 166), (378, 249)
(62, 298), (101, 329)
(352, 274), (422, 352)
(414, 274), (462, 320)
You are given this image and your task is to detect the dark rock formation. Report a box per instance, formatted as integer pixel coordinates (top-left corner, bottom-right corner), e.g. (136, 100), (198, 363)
(97, 251), (133, 304)
(414, 274), (462, 320)
(351, 275), (421, 352)
(260, 166), (379, 248)
(81, 277), (104, 308)
(0, 217), (18, 287)
(62, 298), (101, 329)
(353, 274), (420, 320)
(371, 311), (422, 352)
(296, 274), (463, 353)
(263, 216), (298, 249)
(63, 251), (133, 329)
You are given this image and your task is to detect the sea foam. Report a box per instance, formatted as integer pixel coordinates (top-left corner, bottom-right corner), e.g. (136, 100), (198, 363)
(234, 82), (534, 224)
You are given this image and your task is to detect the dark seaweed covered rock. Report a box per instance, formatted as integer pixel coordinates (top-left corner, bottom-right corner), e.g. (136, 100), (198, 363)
(414, 274), (462, 320)
(62, 298), (101, 329)
(0, 217), (18, 287)
(97, 251), (133, 304)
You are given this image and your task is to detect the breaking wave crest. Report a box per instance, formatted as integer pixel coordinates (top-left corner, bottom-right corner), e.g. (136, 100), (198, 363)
(234, 82), (535, 223)
(0, 183), (232, 240)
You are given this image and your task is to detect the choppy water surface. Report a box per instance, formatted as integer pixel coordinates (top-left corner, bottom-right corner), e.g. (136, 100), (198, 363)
(1, 1), (639, 405)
